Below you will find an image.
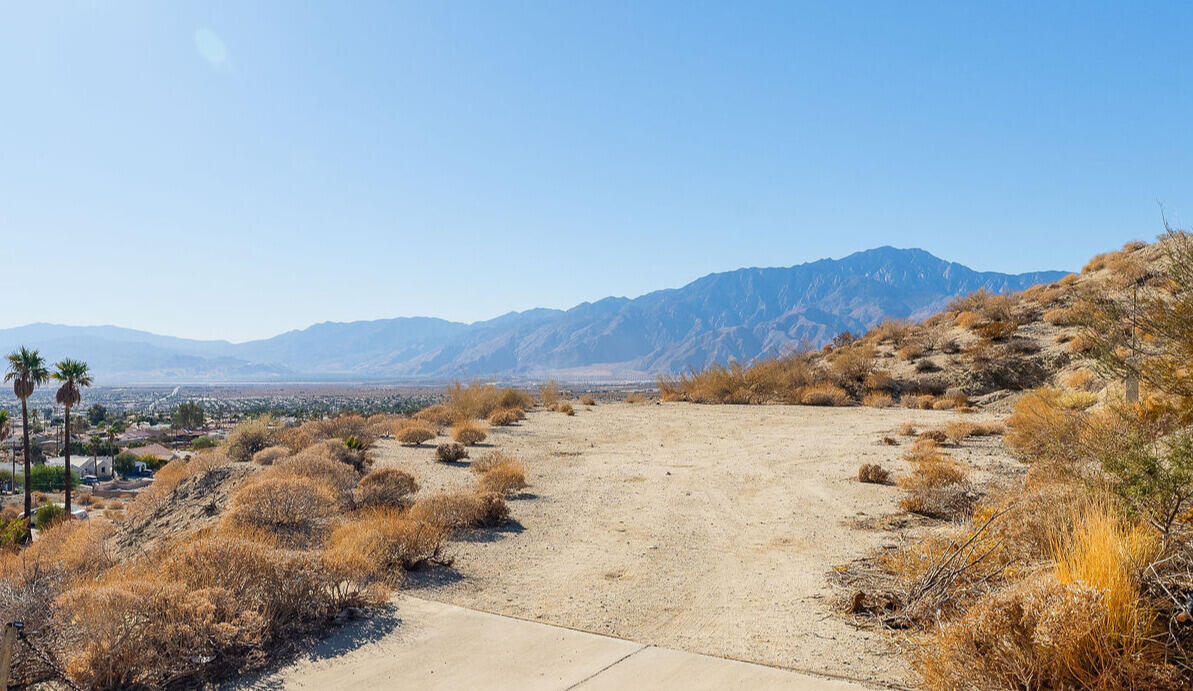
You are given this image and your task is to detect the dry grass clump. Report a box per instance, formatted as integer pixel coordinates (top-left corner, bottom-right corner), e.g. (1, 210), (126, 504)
(324, 509), (446, 583)
(625, 391), (648, 404)
(1057, 389), (1099, 410)
(899, 445), (972, 518)
(800, 383), (851, 406)
(862, 392), (893, 408)
(251, 445), (291, 466)
(487, 407), (523, 426)
(898, 422), (917, 436)
(870, 317), (913, 344)
(553, 402), (575, 415)
(918, 429), (949, 444)
(864, 370), (894, 392)
(857, 464), (891, 484)
(413, 404), (455, 428)
(407, 491), (509, 531)
(903, 394), (937, 410)
(539, 380), (561, 407)
(579, 394), (596, 406)
(394, 420), (437, 446)
(1062, 368), (1101, 392)
(447, 380), (533, 421)
(451, 419), (488, 445)
(354, 468), (419, 509)
(941, 420), (1005, 445)
(222, 476), (338, 548)
(471, 452), (528, 495)
(225, 415), (276, 462)
(270, 451), (359, 508)
(897, 344), (925, 361)
(913, 502), (1179, 690)
(435, 442), (469, 463)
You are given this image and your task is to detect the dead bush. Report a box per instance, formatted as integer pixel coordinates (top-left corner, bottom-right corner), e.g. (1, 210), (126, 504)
(800, 383), (851, 406)
(269, 452), (358, 508)
(407, 491), (509, 531)
(435, 442), (469, 463)
(864, 370), (895, 392)
(539, 380), (561, 407)
(251, 445), (291, 466)
(223, 476), (338, 547)
(447, 381), (533, 420)
(625, 391), (647, 404)
(863, 392), (893, 408)
(554, 402), (575, 415)
(395, 420), (437, 446)
(899, 446), (972, 518)
(325, 509), (447, 583)
(354, 468), (419, 509)
(487, 407), (522, 426)
(451, 419), (488, 445)
(225, 415), (275, 462)
(413, 404), (455, 428)
(898, 422), (917, 436)
(55, 579), (262, 689)
(579, 394), (596, 406)
(858, 464), (891, 484)
(919, 429), (949, 444)
(472, 453), (528, 495)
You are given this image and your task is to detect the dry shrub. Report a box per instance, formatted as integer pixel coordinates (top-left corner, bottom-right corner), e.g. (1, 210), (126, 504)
(625, 391), (647, 404)
(1004, 388), (1097, 465)
(55, 579), (263, 689)
(881, 435), (898, 446)
(579, 394), (596, 406)
(124, 453), (232, 522)
(435, 442), (469, 463)
(269, 451), (358, 508)
(919, 429), (949, 444)
(106, 500), (125, 511)
(897, 344), (925, 361)
(898, 422), (918, 436)
(871, 318), (913, 344)
(447, 381), (532, 420)
(864, 370), (895, 392)
(539, 380), (561, 407)
(251, 445), (291, 466)
(858, 464), (891, 484)
(862, 392), (893, 408)
(955, 310), (982, 329)
(1057, 389), (1099, 410)
(413, 404), (455, 429)
(223, 476), (338, 548)
(1067, 331), (1096, 355)
(325, 509), (446, 583)
(451, 419), (488, 445)
(394, 420), (437, 446)
(165, 534), (347, 625)
(226, 415), (275, 462)
(407, 491), (509, 531)
(471, 452), (528, 495)
(354, 468), (419, 509)
(899, 445), (971, 518)
(904, 394), (936, 410)
(554, 402), (575, 416)
(487, 407), (522, 426)
(800, 383), (851, 406)
(1043, 306), (1077, 325)
(914, 503), (1179, 690)
(1062, 368), (1101, 392)
(33, 491), (48, 504)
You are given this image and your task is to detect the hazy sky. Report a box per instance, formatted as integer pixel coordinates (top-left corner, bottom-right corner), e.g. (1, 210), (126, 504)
(2, 2), (1190, 342)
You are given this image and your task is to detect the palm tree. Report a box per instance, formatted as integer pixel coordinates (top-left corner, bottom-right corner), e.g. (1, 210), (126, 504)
(0, 410), (11, 493)
(52, 359), (92, 518)
(5, 347), (49, 542)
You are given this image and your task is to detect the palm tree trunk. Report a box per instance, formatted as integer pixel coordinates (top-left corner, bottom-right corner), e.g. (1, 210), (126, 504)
(20, 398), (31, 543)
(63, 406), (71, 517)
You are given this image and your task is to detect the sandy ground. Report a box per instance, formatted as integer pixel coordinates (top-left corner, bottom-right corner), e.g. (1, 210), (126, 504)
(369, 402), (1018, 687)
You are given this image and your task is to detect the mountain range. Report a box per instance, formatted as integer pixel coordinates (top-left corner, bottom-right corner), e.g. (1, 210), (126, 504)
(0, 247), (1067, 383)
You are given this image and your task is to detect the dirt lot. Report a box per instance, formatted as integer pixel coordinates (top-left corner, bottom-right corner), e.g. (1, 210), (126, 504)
(372, 402), (1019, 687)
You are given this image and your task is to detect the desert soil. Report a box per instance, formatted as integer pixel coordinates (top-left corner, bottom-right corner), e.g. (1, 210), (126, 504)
(369, 402), (1019, 687)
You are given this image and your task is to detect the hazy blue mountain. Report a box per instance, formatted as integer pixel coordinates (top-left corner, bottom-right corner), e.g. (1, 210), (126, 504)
(0, 247), (1067, 382)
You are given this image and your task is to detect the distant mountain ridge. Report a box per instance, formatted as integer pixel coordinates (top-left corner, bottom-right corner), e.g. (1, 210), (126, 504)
(0, 247), (1067, 383)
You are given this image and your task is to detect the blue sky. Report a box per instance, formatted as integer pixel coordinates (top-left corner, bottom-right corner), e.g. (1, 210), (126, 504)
(1, 1), (1190, 342)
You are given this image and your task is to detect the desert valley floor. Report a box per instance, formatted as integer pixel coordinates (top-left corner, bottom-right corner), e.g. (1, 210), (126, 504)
(254, 402), (1019, 688)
